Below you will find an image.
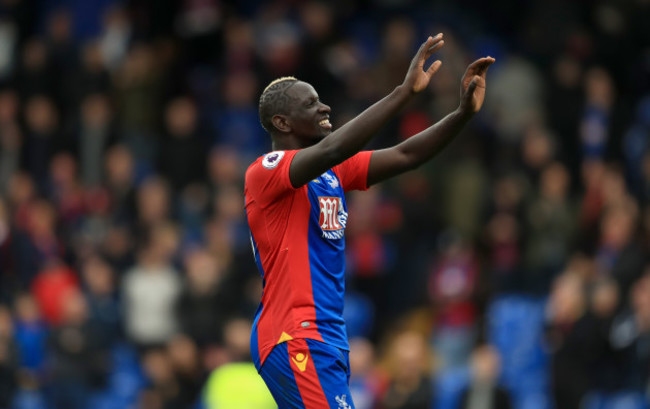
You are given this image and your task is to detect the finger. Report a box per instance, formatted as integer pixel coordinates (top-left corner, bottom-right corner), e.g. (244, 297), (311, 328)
(430, 32), (443, 43)
(416, 36), (433, 58)
(467, 56), (494, 70)
(410, 37), (432, 69)
(466, 58), (487, 72)
(464, 57), (495, 78)
(468, 57), (495, 75)
(418, 33), (443, 58)
(476, 57), (495, 75)
(424, 39), (444, 59)
(426, 60), (442, 77)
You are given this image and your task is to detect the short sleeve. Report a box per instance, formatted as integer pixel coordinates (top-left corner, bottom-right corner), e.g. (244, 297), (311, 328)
(332, 150), (373, 192)
(245, 150), (298, 206)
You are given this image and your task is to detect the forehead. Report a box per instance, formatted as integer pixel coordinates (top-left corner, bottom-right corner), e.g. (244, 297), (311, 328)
(286, 81), (318, 100)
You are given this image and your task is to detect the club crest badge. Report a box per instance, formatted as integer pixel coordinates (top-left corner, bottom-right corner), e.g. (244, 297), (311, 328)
(322, 172), (339, 188)
(335, 395), (350, 409)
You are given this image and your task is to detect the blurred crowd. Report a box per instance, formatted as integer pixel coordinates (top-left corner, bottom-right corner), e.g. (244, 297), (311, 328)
(0, 0), (649, 408)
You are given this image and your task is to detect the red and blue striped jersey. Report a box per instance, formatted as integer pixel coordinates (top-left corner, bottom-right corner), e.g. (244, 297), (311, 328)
(244, 149), (372, 369)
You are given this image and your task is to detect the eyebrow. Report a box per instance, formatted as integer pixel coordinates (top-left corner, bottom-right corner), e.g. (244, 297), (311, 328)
(301, 95), (317, 106)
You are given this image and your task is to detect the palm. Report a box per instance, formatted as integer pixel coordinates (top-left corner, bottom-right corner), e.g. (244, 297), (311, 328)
(462, 74), (486, 112)
(460, 57), (494, 113)
(413, 71), (435, 93)
(413, 72), (431, 92)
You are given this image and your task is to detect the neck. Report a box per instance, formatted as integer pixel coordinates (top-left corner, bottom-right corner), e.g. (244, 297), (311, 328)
(271, 133), (316, 151)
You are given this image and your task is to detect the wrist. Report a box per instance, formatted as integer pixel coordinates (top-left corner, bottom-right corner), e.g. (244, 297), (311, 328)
(454, 106), (475, 121)
(395, 84), (415, 99)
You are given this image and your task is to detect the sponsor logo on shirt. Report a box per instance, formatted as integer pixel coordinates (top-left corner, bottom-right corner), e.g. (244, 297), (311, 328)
(291, 353), (309, 372)
(262, 151), (285, 169)
(318, 196), (347, 239)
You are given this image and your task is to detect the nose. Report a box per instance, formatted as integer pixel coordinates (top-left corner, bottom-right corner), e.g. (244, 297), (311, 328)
(318, 102), (331, 113)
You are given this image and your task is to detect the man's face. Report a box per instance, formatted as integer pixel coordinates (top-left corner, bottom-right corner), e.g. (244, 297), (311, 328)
(284, 81), (332, 143)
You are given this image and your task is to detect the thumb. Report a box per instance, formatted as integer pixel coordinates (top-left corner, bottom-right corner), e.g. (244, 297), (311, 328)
(466, 75), (480, 95)
(426, 60), (442, 77)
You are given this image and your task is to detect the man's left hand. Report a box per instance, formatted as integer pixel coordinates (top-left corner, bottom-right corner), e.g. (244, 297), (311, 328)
(458, 57), (495, 115)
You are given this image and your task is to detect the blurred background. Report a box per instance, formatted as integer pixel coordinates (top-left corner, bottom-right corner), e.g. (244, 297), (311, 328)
(0, 0), (648, 408)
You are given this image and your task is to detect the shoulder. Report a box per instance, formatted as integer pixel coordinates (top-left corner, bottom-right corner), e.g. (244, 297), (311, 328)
(246, 151), (291, 176)
(261, 151), (287, 169)
(245, 151), (299, 202)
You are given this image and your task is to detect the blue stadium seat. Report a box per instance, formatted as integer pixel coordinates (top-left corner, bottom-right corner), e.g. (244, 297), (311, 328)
(90, 343), (146, 409)
(11, 390), (50, 409)
(486, 295), (551, 409)
(344, 292), (375, 339)
(582, 391), (649, 409)
(433, 366), (470, 409)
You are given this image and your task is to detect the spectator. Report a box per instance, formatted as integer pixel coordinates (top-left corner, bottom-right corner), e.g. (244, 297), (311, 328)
(176, 247), (233, 346)
(99, 5), (132, 73)
(14, 39), (56, 101)
(103, 144), (137, 224)
(0, 196), (37, 298)
(67, 41), (111, 108)
(0, 305), (18, 408)
(31, 262), (79, 326)
(594, 201), (645, 299)
(457, 344), (512, 409)
(544, 272), (593, 409)
(0, 88), (22, 191)
(47, 289), (109, 409)
(122, 223), (181, 349)
(608, 271), (650, 395)
(80, 255), (121, 346)
(523, 162), (576, 292)
(579, 67), (614, 160)
(22, 95), (62, 191)
(76, 93), (117, 188)
(158, 96), (206, 192)
(12, 293), (48, 374)
(215, 71), (268, 159)
(135, 176), (171, 234)
(441, 154), (488, 240)
(140, 348), (183, 409)
(48, 152), (86, 229)
(428, 234), (479, 369)
(349, 337), (382, 409)
(378, 330), (434, 409)
(113, 43), (162, 166)
(167, 334), (205, 408)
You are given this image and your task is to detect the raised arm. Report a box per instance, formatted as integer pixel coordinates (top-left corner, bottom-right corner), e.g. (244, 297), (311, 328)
(366, 56), (495, 186)
(288, 34), (445, 188)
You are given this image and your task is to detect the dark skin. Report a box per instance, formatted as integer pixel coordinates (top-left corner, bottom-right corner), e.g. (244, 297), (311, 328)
(268, 33), (495, 188)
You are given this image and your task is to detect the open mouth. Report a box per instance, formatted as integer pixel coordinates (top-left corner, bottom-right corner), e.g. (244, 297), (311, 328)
(318, 118), (332, 129)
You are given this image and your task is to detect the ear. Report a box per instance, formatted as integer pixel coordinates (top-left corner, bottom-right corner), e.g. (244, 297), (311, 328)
(271, 114), (291, 133)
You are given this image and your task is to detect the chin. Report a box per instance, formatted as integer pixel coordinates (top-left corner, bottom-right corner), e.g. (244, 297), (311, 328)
(312, 132), (328, 141)
(304, 129), (331, 144)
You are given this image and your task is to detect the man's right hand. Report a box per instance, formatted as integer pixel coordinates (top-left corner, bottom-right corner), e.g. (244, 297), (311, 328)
(402, 34), (445, 94)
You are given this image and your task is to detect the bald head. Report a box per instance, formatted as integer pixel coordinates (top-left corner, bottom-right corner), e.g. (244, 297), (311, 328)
(258, 76), (299, 133)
